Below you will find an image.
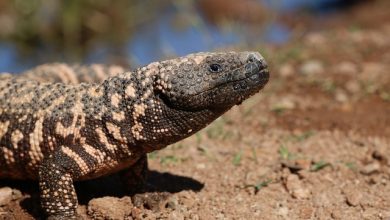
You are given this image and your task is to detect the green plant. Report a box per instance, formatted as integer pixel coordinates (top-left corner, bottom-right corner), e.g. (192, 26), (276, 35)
(279, 145), (291, 160)
(160, 155), (180, 165)
(232, 150), (242, 166)
(310, 161), (330, 172)
(245, 179), (272, 194)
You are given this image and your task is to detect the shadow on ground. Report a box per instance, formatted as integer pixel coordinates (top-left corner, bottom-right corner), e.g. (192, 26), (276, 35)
(0, 170), (203, 219)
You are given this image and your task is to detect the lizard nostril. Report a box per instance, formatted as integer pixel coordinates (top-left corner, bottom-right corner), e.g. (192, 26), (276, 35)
(247, 53), (261, 63)
(248, 55), (256, 63)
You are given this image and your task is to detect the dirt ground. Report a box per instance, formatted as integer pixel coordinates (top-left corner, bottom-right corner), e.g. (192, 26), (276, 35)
(1, 1), (390, 219)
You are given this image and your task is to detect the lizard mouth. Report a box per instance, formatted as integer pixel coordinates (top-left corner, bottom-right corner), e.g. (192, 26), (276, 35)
(226, 68), (269, 105)
(232, 68), (269, 90)
(218, 57), (269, 92)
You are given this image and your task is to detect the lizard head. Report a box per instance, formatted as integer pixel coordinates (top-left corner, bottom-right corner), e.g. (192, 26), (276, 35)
(153, 51), (269, 111)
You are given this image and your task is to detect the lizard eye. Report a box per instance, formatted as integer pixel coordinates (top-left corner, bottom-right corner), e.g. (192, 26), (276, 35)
(209, 63), (223, 73)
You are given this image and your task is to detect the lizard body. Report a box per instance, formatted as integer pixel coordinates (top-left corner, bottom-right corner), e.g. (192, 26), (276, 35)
(9, 63), (125, 84)
(0, 51), (269, 219)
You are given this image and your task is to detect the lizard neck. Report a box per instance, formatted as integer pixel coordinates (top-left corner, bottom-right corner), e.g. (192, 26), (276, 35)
(132, 98), (225, 152)
(97, 69), (225, 153)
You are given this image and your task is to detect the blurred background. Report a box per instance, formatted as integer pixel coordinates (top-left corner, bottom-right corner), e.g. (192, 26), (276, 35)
(0, 0), (370, 72)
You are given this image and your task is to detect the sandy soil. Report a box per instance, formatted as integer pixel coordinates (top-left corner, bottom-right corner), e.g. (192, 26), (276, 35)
(1, 1), (390, 219)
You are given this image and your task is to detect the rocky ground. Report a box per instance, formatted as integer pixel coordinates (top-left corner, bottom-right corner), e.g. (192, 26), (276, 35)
(1, 1), (390, 219)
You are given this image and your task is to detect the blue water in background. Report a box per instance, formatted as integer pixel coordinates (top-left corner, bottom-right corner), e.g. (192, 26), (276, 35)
(0, 0), (355, 72)
(262, 0), (350, 12)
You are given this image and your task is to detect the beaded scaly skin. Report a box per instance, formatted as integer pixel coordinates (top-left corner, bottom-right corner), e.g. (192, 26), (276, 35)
(0, 51), (269, 219)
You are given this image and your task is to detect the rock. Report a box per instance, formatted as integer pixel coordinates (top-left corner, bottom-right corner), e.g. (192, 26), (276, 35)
(272, 97), (296, 111)
(88, 196), (133, 220)
(334, 61), (357, 75)
(0, 187), (13, 207)
(300, 60), (324, 75)
(282, 159), (312, 173)
(11, 189), (23, 201)
(215, 212), (225, 219)
(0, 187), (22, 207)
(168, 211), (185, 220)
(276, 205), (289, 218)
(166, 195), (179, 210)
(285, 174), (311, 199)
(344, 190), (362, 207)
(196, 163), (206, 169)
(131, 207), (143, 219)
(132, 192), (171, 212)
(360, 162), (381, 175)
(297, 170), (311, 180)
(345, 80), (361, 93)
(331, 209), (343, 220)
(335, 89), (348, 103)
(372, 150), (388, 163)
(279, 64), (295, 77)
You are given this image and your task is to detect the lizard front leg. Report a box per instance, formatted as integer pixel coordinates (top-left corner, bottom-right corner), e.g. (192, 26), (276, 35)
(119, 154), (148, 194)
(120, 154), (171, 211)
(39, 148), (89, 219)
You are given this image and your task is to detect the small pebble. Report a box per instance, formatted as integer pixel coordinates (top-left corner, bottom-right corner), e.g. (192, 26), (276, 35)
(285, 174), (311, 199)
(345, 191), (362, 207)
(0, 187), (13, 207)
(279, 64), (295, 77)
(361, 162), (381, 175)
(334, 61), (357, 75)
(300, 60), (324, 75)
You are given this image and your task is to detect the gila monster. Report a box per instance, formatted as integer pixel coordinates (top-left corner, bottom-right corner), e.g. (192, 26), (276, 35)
(0, 51), (269, 219)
